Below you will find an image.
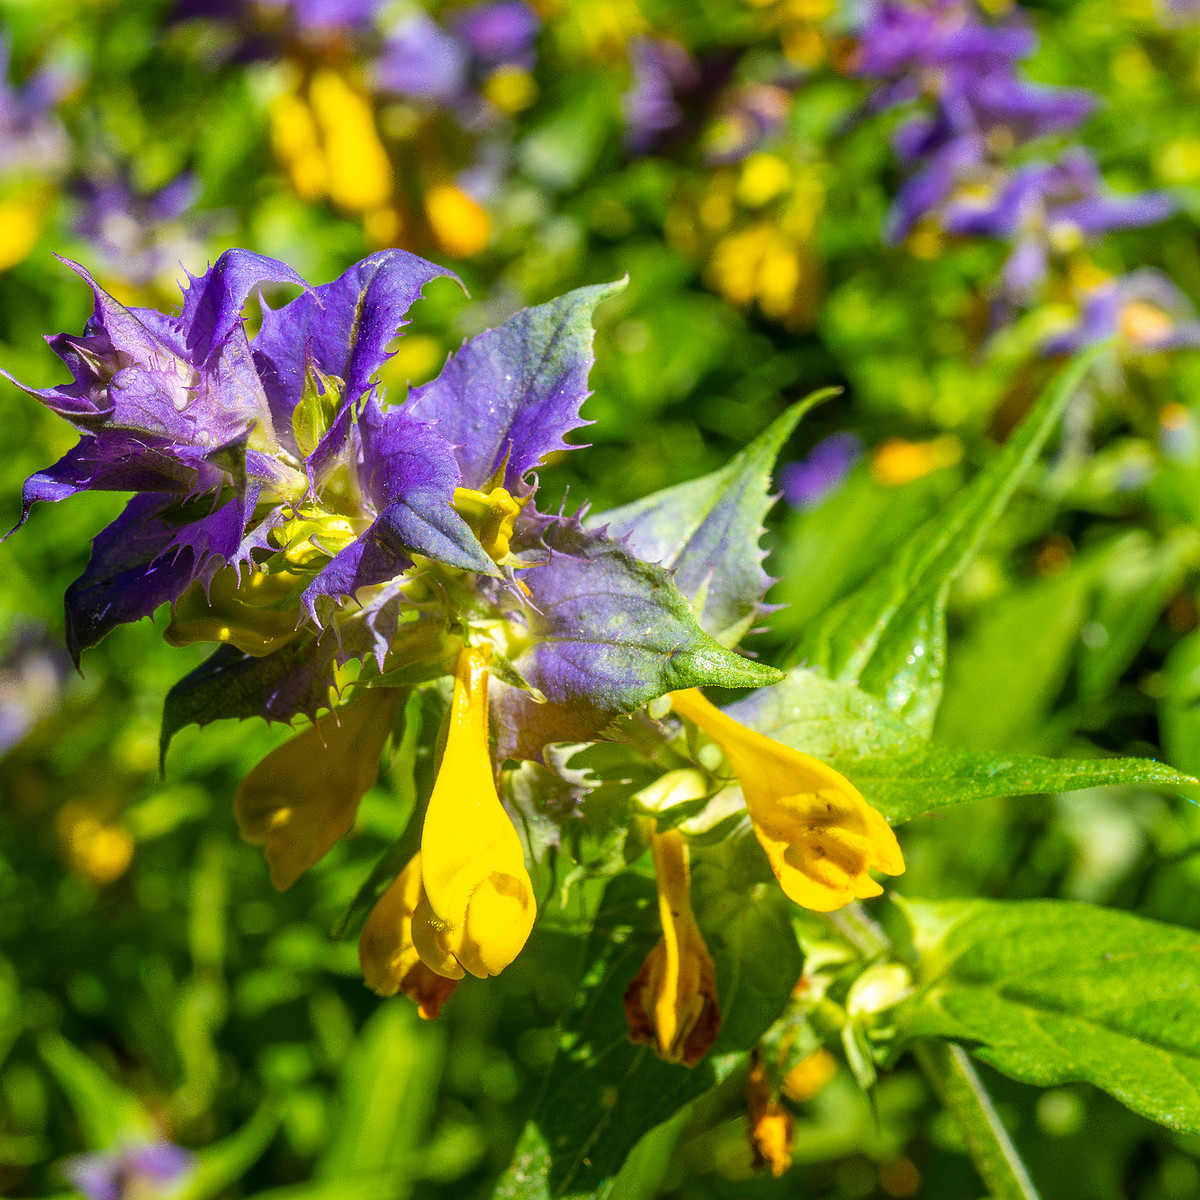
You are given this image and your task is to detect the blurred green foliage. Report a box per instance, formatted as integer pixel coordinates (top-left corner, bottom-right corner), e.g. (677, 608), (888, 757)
(4, 0), (1200, 1197)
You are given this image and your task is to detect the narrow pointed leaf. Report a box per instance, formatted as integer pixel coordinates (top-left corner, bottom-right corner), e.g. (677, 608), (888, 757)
(727, 669), (1195, 824)
(792, 349), (1102, 734)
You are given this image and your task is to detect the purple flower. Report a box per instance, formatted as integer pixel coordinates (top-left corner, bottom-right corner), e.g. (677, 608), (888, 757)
(0, 622), (71, 754)
(779, 431), (863, 509)
(376, 2), (540, 109)
(854, 0), (1034, 94)
(1043, 270), (1200, 355)
(945, 150), (1174, 298)
(173, 0), (383, 34)
(0, 37), (70, 178)
(702, 84), (790, 165)
(63, 1140), (193, 1200)
(72, 170), (210, 287)
(454, 1), (540, 69)
(2, 249), (466, 662)
(376, 14), (469, 103)
(622, 36), (698, 155)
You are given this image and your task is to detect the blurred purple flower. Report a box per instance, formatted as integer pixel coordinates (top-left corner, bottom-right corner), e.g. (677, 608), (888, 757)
(854, 0), (1034, 99)
(73, 171), (211, 286)
(622, 36), (698, 155)
(454, 1), (539, 69)
(173, 0), (383, 34)
(703, 84), (790, 165)
(377, 13), (469, 102)
(780, 431), (863, 509)
(1043, 270), (1200, 355)
(945, 150), (1174, 299)
(0, 37), (71, 178)
(0, 622), (71, 755)
(377, 2), (539, 109)
(63, 1140), (194, 1200)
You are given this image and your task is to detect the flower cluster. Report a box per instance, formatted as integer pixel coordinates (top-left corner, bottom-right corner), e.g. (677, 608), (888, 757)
(180, 0), (541, 258)
(853, 0), (1182, 350)
(6, 247), (905, 1055)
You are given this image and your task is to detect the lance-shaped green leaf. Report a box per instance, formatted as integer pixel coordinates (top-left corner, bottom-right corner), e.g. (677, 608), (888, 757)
(492, 858), (801, 1200)
(726, 669), (1195, 824)
(792, 349), (1102, 735)
(890, 898), (1200, 1134)
(492, 516), (782, 761)
(594, 391), (836, 647)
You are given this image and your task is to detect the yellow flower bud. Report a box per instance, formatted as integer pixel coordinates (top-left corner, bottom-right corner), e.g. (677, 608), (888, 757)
(418, 647), (536, 979)
(359, 852), (460, 1019)
(235, 688), (399, 890)
(623, 825), (720, 1067)
(746, 1051), (794, 1177)
(669, 688), (904, 912)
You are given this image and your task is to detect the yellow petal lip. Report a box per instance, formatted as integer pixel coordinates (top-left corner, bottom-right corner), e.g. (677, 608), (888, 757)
(235, 688), (398, 890)
(417, 646), (536, 979)
(359, 853), (460, 1019)
(668, 688), (904, 913)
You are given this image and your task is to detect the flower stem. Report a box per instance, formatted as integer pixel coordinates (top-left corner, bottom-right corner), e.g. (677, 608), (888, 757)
(913, 1040), (1041, 1200)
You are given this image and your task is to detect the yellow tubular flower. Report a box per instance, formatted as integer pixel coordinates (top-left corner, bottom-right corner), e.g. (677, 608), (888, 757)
(308, 68), (394, 214)
(359, 852), (460, 1019)
(623, 824), (720, 1067)
(235, 688), (399, 890)
(669, 688), (904, 913)
(417, 647), (536, 979)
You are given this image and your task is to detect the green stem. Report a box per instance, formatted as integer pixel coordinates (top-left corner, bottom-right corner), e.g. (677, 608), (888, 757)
(913, 1040), (1041, 1200)
(828, 905), (1040, 1199)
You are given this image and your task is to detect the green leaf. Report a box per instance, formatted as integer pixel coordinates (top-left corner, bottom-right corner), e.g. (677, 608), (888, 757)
(180, 1104), (279, 1200)
(37, 1034), (154, 1150)
(315, 1001), (444, 1188)
(595, 392), (836, 647)
(493, 857), (800, 1199)
(792, 349), (1102, 734)
(892, 897), (1200, 1134)
(726, 669), (1195, 824)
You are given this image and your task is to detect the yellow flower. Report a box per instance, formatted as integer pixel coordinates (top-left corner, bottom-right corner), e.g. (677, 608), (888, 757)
(413, 646), (536, 979)
(870, 435), (963, 487)
(669, 688), (904, 912)
(235, 688), (399, 890)
(359, 852), (460, 1019)
(424, 183), (491, 259)
(746, 1050), (795, 1177)
(623, 824), (720, 1067)
(269, 68), (394, 215)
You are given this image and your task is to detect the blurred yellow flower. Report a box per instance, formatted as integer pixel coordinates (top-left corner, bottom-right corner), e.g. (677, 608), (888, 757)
(624, 824), (720, 1066)
(670, 688), (904, 912)
(0, 185), (52, 273)
(781, 1046), (837, 1102)
(746, 1051), (794, 1176)
(414, 646), (536, 979)
(359, 852), (460, 1019)
(235, 688), (399, 890)
(270, 68), (394, 215)
(56, 803), (134, 885)
(870, 435), (963, 486)
(424, 183), (491, 258)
